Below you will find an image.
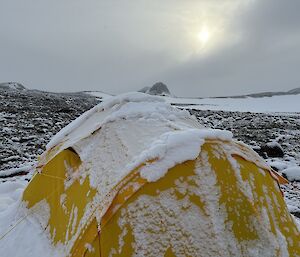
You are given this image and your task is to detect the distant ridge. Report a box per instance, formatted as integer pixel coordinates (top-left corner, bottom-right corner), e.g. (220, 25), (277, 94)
(1, 81), (299, 99)
(287, 87), (300, 94)
(215, 87), (300, 99)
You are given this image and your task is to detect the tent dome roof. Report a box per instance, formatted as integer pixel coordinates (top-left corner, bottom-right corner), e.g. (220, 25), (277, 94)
(42, 93), (234, 184)
(38, 93), (237, 207)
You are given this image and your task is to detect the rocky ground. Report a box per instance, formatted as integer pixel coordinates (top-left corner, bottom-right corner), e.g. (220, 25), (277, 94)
(189, 109), (300, 166)
(1, 87), (299, 218)
(0, 88), (99, 172)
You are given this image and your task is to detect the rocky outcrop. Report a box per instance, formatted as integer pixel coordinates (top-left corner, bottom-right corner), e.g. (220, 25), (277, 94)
(288, 87), (300, 94)
(0, 82), (27, 91)
(139, 82), (171, 96)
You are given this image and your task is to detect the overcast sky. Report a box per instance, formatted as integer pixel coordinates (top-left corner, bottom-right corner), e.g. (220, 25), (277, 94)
(0, 0), (300, 97)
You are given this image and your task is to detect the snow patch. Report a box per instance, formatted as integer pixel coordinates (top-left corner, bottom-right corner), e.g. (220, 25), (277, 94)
(46, 92), (166, 151)
(0, 181), (65, 257)
(133, 129), (232, 182)
(0, 163), (35, 178)
(282, 167), (300, 181)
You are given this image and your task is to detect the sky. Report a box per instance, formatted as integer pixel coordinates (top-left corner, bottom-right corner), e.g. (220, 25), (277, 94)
(0, 0), (300, 97)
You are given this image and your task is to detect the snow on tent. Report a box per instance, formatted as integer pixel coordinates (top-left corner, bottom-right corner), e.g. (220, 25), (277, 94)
(1, 92), (300, 257)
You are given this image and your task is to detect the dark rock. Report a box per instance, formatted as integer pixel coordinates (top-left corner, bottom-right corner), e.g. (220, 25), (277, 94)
(148, 82), (171, 96)
(291, 212), (300, 219)
(260, 142), (284, 158)
(140, 82), (171, 96)
(270, 165), (279, 172)
(282, 173), (288, 180)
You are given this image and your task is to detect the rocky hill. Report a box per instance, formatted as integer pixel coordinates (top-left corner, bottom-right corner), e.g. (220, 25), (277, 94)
(218, 87), (300, 99)
(139, 82), (171, 96)
(0, 82), (27, 91)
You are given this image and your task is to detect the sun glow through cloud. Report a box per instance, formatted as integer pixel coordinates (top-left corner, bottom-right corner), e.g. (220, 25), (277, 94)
(197, 26), (210, 46)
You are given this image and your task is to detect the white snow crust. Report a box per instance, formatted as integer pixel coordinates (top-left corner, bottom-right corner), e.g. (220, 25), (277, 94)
(136, 129), (232, 182)
(46, 92), (165, 150)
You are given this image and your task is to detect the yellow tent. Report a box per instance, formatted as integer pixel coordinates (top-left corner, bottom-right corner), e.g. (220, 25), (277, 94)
(21, 93), (300, 257)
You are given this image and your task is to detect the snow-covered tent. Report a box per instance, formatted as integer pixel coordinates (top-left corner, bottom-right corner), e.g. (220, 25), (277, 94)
(14, 93), (300, 256)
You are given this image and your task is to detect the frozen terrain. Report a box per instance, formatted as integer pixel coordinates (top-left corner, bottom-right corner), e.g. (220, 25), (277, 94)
(0, 88), (99, 172)
(0, 86), (300, 251)
(164, 94), (300, 113)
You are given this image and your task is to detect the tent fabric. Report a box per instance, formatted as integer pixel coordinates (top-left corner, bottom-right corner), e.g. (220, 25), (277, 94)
(21, 93), (299, 256)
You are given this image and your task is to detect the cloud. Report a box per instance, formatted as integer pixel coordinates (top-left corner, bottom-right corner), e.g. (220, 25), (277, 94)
(0, 0), (187, 93)
(0, 0), (299, 96)
(159, 0), (300, 96)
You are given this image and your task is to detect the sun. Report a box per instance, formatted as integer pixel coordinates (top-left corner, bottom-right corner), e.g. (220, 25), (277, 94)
(197, 26), (210, 46)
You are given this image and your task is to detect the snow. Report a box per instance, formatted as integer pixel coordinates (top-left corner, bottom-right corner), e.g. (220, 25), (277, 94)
(267, 160), (288, 171)
(163, 94), (300, 113)
(133, 129), (232, 182)
(266, 141), (284, 151)
(46, 92), (165, 151)
(87, 91), (300, 113)
(0, 181), (64, 257)
(0, 163), (35, 178)
(282, 167), (300, 181)
(86, 90), (300, 114)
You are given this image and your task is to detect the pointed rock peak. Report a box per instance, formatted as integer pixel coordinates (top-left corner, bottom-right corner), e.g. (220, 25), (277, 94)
(145, 82), (171, 96)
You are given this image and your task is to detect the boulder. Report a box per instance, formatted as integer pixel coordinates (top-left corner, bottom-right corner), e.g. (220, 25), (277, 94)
(261, 141), (284, 158)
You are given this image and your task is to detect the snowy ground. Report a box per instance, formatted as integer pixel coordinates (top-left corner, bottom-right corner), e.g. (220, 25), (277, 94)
(164, 94), (300, 114)
(0, 88), (300, 232)
(0, 89), (98, 171)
